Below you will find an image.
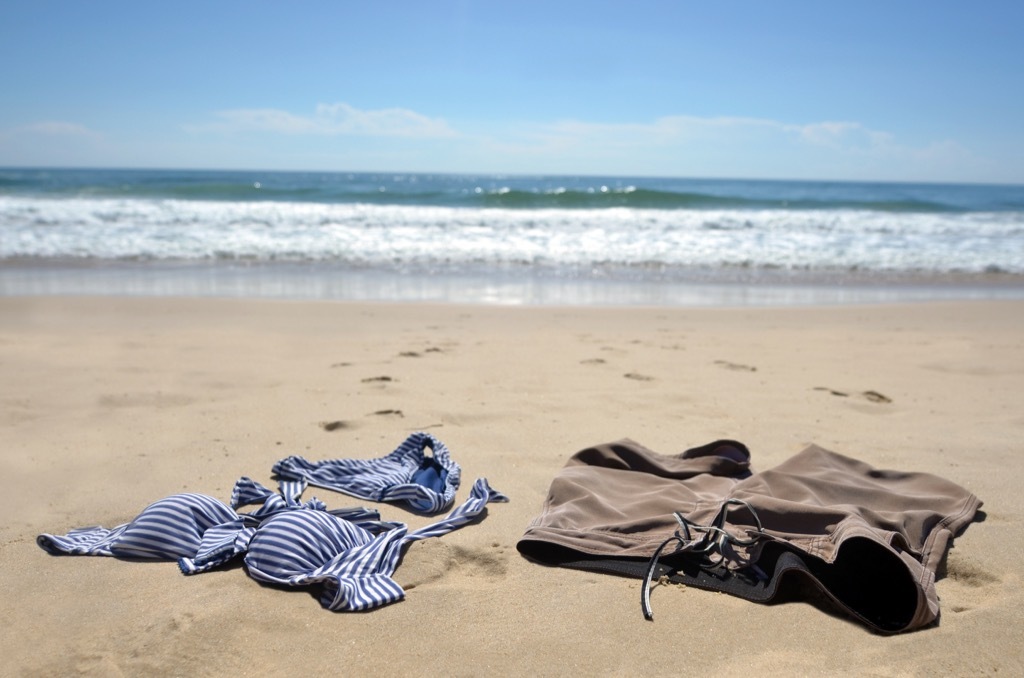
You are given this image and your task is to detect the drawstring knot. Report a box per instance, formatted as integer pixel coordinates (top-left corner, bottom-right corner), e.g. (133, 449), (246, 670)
(641, 499), (766, 620)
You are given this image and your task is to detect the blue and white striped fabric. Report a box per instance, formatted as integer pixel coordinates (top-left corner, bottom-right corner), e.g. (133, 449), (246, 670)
(37, 493), (240, 561)
(37, 478), (383, 574)
(243, 478), (508, 611)
(272, 432), (460, 514)
(230, 476), (385, 530)
(38, 436), (509, 612)
(182, 478), (384, 575)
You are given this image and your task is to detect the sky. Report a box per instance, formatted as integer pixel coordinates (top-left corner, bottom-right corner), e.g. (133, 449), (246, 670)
(1, 1), (1022, 183)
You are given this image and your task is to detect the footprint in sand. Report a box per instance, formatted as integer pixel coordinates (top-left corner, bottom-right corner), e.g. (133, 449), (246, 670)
(714, 360), (757, 372)
(815, 387), (848, 397)
(624, 372), (654, 381)
(813, 387), (893, 404)
(940, 551), (1002, 614)
(361, 376), (394, 383)
(371, 409), (404, 418)
(580, 358), (606, 365)
(319, 420), (350, 431)
(399, 347), (444, 357)
(394, 540), (509, 590)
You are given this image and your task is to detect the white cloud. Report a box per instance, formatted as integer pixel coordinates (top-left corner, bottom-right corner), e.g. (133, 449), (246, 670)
(195, 103), (457, 138)
(790, 121), (894, 151)
(17, 121), (103, 139)
(0, 120), (110, 167)
(531, 115), (898, 153)
(457, 113), (978, 180)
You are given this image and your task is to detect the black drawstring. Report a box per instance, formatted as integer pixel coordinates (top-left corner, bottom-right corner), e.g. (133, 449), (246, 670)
(641, 499), (765, 621)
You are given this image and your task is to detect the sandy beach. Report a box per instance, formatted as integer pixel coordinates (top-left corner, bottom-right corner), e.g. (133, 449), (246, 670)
(2, 295), (1022, 676)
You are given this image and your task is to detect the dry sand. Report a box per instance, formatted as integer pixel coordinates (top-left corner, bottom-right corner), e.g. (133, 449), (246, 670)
(2, 296), (1022, 676)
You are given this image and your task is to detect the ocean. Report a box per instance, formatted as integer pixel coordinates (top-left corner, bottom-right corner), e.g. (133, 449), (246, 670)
(2, 168), (1023, 305)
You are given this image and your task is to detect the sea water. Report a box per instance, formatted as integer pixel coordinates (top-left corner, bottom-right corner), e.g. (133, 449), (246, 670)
(2, 168), (1022, 305)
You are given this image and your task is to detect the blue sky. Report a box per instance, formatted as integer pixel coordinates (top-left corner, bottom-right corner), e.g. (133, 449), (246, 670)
(1, 1), (1022, 183)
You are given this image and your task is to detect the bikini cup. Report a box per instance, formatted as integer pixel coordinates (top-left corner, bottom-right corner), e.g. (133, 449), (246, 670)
(37, 492), (238, 559)
(180, 478), (385, 575)
(108, 493), (240, 559)
(239, 478), (511, 612)
(242, 508), (411, 611)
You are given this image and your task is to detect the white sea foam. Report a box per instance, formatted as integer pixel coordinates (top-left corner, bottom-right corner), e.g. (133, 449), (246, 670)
(2, 196), (1022, 274)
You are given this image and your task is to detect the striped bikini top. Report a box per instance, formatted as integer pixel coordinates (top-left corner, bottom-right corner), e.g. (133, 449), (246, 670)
(38, 433), (508, 612)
